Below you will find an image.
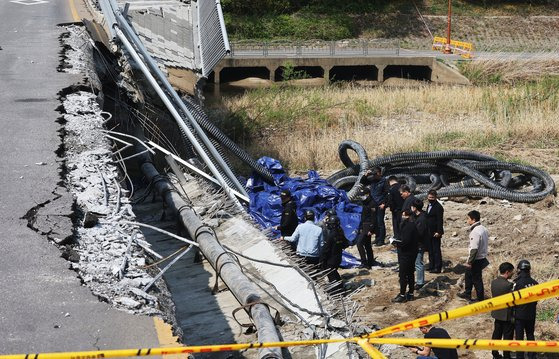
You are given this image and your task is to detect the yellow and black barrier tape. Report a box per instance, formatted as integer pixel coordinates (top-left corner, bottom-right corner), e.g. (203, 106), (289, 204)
(367, 279), (559, 338)
(1, 279), (558, 359)
(364, 338), (559, 353)
(357, 339), (387, 359)
(2, 338), (558, 359)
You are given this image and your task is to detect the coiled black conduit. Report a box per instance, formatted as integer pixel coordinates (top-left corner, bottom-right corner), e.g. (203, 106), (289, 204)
(327, 141), (556, 203)
(182, 97), (275, 184)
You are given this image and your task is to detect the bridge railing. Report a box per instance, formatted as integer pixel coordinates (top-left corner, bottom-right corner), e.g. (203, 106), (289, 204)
(229, 39), (400, 57)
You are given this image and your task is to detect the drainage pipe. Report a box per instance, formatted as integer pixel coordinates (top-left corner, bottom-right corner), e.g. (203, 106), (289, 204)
(135, 146), (282, 359)
(113, 27), (244, 210)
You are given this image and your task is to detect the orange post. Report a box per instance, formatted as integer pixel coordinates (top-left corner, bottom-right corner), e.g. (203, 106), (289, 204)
(444, 0), (452, 54)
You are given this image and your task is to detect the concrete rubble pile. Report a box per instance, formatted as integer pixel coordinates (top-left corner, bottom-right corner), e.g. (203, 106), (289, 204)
(57, 27), (174, 316)
(59, 25), (93, 75)
(62, 91), (163, 315)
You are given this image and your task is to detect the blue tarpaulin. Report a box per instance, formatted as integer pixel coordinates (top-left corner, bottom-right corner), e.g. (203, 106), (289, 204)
(247, 157), (362, 268)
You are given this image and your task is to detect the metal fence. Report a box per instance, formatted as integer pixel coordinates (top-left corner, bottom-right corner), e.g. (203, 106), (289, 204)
(197, 0), (231, 77)
(229, 39), (400, 57)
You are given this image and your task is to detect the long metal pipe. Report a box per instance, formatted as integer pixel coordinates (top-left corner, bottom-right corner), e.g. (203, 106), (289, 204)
(108, 1), (248, 199)
(113, 28), (244, 210)
(134, 144), (282, 359)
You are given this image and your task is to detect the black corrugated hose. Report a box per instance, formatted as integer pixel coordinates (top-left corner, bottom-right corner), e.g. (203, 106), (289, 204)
(181, 97), (276, 184)
(327, 140), (556, 203)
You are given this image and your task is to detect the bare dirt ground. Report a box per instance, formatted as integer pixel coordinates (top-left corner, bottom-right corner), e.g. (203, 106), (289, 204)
(340, 178), (559, 358)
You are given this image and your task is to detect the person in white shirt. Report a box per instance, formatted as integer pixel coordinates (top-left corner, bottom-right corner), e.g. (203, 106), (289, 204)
(457, 210), (489, 303)
(283, 210), (323, 265)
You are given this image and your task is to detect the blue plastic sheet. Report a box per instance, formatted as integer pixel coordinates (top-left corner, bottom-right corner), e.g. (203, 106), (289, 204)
(247, 157), (362, 268)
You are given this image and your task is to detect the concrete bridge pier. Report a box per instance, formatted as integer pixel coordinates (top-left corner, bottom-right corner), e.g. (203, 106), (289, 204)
(214, 68), (221, 84)
(324, 66), (331, 83)
(377, 65), (385, 82)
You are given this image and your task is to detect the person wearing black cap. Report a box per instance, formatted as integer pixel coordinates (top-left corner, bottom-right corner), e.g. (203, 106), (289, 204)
(320, 215), (349, 293)
(283, 210), (323, 265)
(320, 208), (337, 230)
(277, 189), (298, 237)
(356, 188), (378, 269)
(512, 259), (539, 359)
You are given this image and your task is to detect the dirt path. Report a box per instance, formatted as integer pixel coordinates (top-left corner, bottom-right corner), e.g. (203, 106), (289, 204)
(344, 190), (559, 358)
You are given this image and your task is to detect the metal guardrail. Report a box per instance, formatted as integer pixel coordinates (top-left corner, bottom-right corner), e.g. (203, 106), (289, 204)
(229, 39), (401, 57)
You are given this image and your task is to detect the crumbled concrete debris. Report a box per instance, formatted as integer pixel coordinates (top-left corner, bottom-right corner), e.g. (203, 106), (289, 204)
(59, 25), (92, 75)
(83, 211), (100, 228)
(61, 91), (163, 315)
(116, 297), (142, 309)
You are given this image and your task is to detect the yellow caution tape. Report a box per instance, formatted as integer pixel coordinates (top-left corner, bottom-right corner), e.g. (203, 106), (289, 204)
(365, 338), (559, 353)
(367, 279), (559, 338)
(357, 339), (387, 359)
(0, 340), (349, 359)
(2, 337), (558, 359)
(1, 279), (558, 359)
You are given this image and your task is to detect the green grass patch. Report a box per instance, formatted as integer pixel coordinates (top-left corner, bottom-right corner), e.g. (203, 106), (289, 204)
(537, 307), (559, 322)
(225, 13), (356, 41)
(223, 0), (559, 41)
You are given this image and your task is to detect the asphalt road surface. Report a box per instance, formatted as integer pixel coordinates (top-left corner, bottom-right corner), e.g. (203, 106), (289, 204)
(0, 0), (162, 355)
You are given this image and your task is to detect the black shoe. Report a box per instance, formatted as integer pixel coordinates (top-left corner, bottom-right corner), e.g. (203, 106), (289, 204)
(358, 264), (371, 269)
(392, 294), (407, 303)
(406, 293), (414, 301)
(374, 242), (385, 247)
(457, 292), (472, 301)
(414, 283), (425, 290)
(370, 260), (383, 267)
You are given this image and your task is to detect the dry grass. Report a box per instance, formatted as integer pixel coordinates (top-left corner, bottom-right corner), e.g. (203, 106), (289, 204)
(212, 77), (559, 173)
(460, 57), (559, 84)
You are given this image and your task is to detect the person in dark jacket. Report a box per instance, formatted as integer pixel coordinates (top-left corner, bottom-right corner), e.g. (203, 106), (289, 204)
(426, 190), (444, 273)
(411, 325), (458, 359)
(491, 262), (515, 359)
(392, 210), (419, 302)
(320, 215), (349, 294)
(513, 259), (539, 359)
(386, 176), (404, 240)
(412, 199), (429, 290)
(277, 190), (298, 247)
(360, 167), (388, 246)
(356, 188), (378, 269)
(400, 184), (417, 213)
